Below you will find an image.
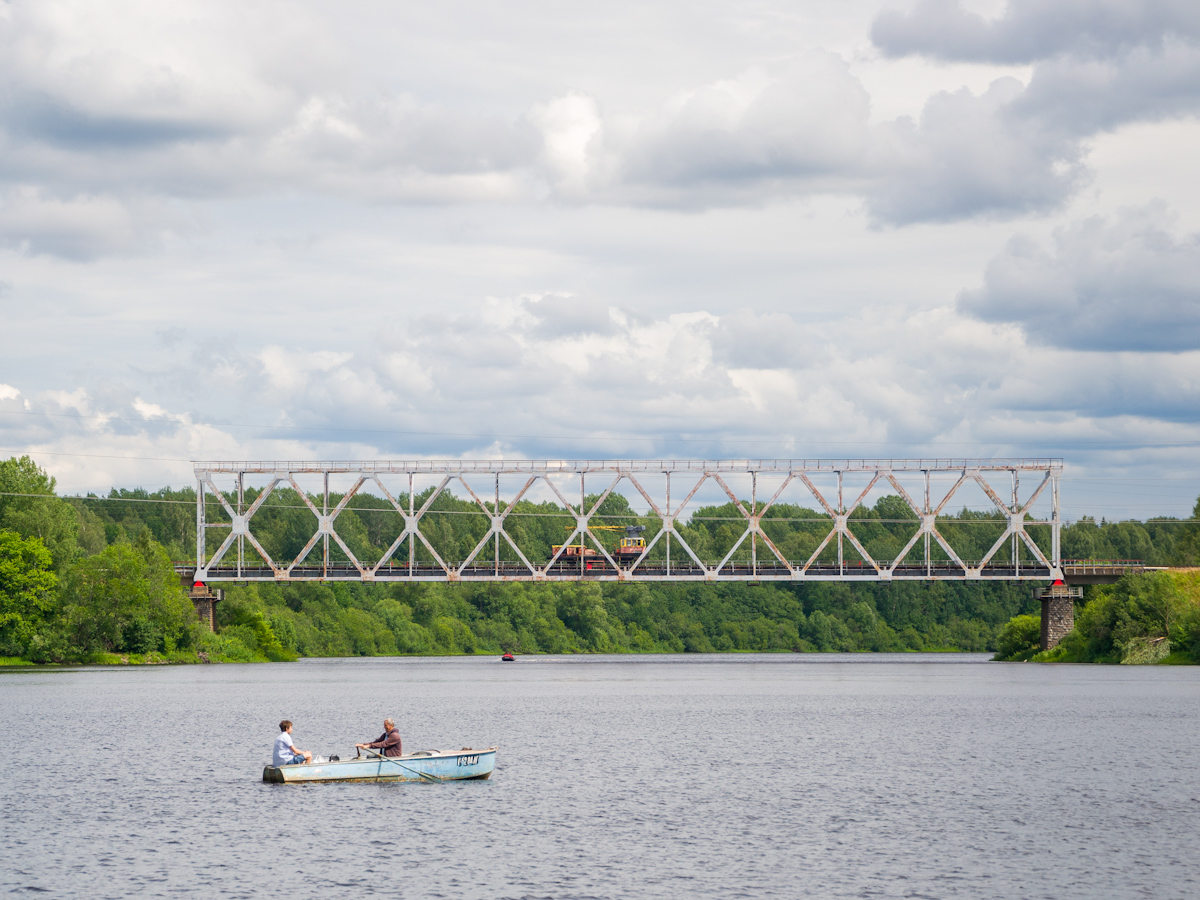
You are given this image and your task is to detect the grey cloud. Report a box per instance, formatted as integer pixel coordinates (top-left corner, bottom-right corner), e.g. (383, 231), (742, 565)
(1014, 39), (1200, 134)
(6, 93), (233, 149)
(958, 205), (1200, 351)
(523, 294), (617, 338)
(872, 0), (1200, 64)
(603, 57), (1087, 224)
(868, 1), (1200, 175)
(0, 188), (173, 259)
(11, 296), (1200, 494)
(989, 356), (1200, 422)
(869, 78), (1085, 224)
(279, 96), (538, 177)
(710, 311), (815, 369)
(618, 53), (870, 191)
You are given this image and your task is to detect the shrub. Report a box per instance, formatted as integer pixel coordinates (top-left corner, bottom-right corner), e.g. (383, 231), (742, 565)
(993, 615), (1041, 661)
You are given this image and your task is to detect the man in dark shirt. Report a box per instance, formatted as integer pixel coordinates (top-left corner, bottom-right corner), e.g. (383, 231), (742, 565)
(357, 718), (402, 757)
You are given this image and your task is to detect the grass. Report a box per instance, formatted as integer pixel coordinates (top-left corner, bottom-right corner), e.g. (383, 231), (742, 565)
(1157, 650), (1197, 665)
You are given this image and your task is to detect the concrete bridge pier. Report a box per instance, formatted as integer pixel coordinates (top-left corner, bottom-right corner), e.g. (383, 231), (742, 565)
(1039, 583), (1083, 650)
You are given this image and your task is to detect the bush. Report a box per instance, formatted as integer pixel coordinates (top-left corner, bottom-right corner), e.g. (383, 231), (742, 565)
(197, 629), (260, 663)
(993, 615), (1041, 661)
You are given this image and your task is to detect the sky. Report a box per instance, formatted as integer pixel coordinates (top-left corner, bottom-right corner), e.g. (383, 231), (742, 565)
(1, 0), (1199, 520)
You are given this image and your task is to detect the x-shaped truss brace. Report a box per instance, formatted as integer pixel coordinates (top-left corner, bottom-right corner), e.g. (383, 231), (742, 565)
(194, 460), (1061, 581)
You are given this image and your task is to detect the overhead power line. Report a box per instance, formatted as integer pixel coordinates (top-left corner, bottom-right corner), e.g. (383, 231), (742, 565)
(4, 408), (1200, 447)
(2, 491), (1196, 525)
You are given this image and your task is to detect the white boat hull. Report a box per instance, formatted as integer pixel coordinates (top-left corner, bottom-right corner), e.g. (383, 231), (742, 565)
(263, 748), (497, 784)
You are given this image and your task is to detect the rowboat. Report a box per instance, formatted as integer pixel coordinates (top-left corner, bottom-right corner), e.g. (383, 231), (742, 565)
(263, 747), (497, 784)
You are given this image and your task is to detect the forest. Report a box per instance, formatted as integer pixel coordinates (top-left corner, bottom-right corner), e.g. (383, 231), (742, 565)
(1, 454), (1198, 665)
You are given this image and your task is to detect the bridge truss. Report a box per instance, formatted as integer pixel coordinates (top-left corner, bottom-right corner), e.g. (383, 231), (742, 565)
(193, 458), (1063, 583)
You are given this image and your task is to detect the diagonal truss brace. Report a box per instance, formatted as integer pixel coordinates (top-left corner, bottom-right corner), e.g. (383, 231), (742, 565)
(974, 470), (1055, 573)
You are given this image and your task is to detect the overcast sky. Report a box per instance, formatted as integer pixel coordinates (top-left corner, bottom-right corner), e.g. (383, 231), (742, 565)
(2, 0), (1199, 519)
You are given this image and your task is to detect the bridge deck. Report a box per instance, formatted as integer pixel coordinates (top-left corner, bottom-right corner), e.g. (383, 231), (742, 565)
(185, 561), (1059, 582)
(1060, 562), (1147, 584)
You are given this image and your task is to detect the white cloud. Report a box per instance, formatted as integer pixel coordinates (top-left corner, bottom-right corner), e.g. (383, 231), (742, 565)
(3, 0), (1200, 518)
(0, 187), (149, 258)
(7, 289), (1200, 515)
(958, 203), (1200, 351)
(1, 0), (1196, 247)
(614, 53), (872, 199)
(529, 94), (605, 200)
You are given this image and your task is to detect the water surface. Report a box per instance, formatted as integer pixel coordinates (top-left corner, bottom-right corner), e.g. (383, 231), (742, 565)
(3, 654), (1198, 898)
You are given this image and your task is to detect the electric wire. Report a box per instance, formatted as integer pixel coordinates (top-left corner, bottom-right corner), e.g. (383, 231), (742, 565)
(5, 408), (1200, 447)
(2, 491), (1194, 525)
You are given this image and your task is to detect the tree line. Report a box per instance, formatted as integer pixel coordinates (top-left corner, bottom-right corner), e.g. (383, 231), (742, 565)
(2, 454), (1198, 664)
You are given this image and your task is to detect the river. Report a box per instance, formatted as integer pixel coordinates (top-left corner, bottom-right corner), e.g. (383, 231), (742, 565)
(2, 654), (1198, 898)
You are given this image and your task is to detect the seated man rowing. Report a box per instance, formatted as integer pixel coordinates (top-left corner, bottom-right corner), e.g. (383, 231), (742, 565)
(356, 718), (402, 757)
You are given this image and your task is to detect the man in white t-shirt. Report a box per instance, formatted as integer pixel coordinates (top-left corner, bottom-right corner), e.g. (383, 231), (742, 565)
(272, 720), (312, 767)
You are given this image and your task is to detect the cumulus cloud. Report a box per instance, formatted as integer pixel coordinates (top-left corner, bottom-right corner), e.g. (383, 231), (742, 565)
(538, 55), (1091, 223)
(0, 0), (317, 146)
(0, 186), (186, 257)
(870, 76), (1086, 223)
(1014, 39), (1200, 134)
(7, 294), (1200, 504)
(0, 1), (539, 207)
(614, 53), (871, 201)
(872, 0), (1200, 64)
(872, 1), (1200, 138)
(958, 204), (1200, 351)
(4, 0), (1197, 250)
(528, 94), (605, 200)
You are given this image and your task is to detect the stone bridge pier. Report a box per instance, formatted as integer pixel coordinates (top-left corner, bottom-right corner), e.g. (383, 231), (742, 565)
(177, 571), (222, 631)
(1039, 583), (1083, 650)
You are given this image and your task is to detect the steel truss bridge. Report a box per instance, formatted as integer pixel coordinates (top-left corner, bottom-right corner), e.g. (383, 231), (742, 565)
(192, 458), (1067, 583)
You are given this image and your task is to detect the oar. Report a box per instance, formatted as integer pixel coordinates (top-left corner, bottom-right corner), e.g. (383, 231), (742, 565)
(362, 748), (444, 783)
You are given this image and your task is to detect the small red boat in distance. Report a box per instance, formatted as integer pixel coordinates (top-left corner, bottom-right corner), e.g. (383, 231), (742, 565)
(501, 652), (515, 661)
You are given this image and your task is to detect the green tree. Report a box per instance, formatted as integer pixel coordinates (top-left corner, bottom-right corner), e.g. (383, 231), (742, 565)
(0, 456), (78, 569)
(59, 536), (197, 656)
(556, 583), (608, 648)
(993, 614), (1041, 661)
(1172, 496), (1200, 566)
(0, 530), (58, 656)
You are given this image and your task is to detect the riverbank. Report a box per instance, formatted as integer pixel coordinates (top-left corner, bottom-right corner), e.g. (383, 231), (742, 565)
(1, 645), (986, 667)
(995, 570), (1200, 664)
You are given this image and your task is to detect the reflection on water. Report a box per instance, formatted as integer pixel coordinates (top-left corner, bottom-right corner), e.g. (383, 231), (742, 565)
(2, 654), (1199, 898)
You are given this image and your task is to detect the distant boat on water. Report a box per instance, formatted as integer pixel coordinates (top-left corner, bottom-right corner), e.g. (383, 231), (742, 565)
(263, 747), (497, 784)
(501, 652), (515, 661)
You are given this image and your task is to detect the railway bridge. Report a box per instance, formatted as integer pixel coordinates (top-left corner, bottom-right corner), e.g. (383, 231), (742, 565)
(183, 457), (1142, 648)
